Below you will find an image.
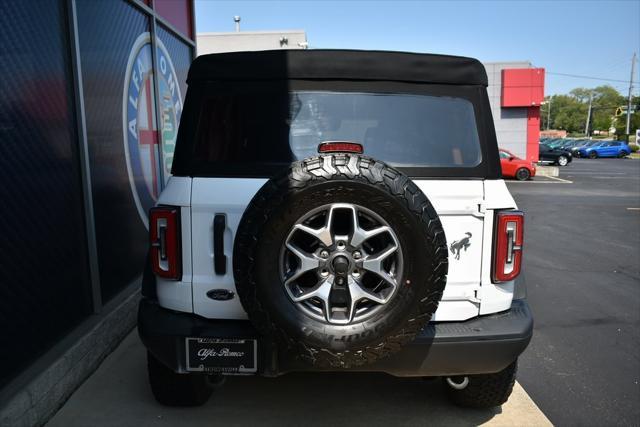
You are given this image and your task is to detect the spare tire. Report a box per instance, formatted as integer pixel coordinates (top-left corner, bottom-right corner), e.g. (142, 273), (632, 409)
(233, 154), (448, 368)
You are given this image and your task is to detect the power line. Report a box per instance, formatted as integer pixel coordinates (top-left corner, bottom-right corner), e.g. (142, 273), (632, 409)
(600, 57), (633, 74)
(546, 71), (632, 84)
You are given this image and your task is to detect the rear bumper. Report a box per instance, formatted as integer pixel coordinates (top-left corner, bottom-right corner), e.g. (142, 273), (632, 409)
(138, 298), (533, 377)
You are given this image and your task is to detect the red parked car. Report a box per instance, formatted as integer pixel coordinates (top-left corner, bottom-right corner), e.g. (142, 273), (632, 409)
(499, 149), (536, 181)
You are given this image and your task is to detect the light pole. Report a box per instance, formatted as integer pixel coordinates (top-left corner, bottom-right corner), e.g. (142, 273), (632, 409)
(545, 98), (552, 130)
(541, 99), (552, 131)
(585, 92), (593, 137)
(625, 52), (637, 141)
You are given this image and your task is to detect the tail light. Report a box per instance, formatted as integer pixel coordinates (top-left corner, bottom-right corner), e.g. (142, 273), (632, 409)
(150, 206), (182, 280)
(318, 141), (363, 154)
(492, 210), (524, 283)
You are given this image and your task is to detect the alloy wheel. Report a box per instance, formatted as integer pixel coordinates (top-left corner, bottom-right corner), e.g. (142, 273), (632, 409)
(280, 203), (403, 325)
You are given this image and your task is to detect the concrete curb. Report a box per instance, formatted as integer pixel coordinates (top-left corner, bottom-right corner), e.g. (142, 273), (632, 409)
(536, 166), (559, 177)
(0, 289), (140, 427)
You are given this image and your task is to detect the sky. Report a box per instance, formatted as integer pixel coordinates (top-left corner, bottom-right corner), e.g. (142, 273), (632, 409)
(194, 0), (640, 96)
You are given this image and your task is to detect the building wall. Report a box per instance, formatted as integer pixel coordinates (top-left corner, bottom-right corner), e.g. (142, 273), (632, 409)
(0, 0), (194, 409)
(0, 0), (93, 389)
(485, 61), (531, 159)
(197, 30), (307, 55)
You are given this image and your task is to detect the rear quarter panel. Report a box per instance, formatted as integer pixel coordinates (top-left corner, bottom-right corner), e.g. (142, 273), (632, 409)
(154, 177), (193, 312)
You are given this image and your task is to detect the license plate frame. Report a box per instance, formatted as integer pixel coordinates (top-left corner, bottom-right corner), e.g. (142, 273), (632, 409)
(185, 338), (257, 374)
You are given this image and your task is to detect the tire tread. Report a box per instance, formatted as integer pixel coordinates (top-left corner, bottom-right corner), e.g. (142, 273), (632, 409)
(147, 351), (213, 406)
(445, 362), (517, 408)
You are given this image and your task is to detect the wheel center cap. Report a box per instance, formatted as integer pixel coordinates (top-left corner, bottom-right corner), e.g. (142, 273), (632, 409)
(332, 255), (350, 275)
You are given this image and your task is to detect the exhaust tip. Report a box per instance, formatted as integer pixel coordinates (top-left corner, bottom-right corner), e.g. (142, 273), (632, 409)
(446, 376), (469, 390)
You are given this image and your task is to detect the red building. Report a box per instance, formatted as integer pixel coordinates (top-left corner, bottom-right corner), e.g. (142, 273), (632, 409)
(484, 62), (545, 162)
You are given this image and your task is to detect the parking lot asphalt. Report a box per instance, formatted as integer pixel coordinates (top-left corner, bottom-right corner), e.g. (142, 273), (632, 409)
(508, 158), (640, 426)
(48, 331), (551, 427)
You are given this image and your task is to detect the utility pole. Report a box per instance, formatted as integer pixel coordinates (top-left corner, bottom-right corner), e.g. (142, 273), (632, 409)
(625, 52), (637, 140)
(585, 92), (593, 137)
(546, 97), (552, 130)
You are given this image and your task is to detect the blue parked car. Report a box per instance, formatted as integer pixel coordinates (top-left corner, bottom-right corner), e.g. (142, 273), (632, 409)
(570, 140), (603, 157)
(579, 141), (631, 159)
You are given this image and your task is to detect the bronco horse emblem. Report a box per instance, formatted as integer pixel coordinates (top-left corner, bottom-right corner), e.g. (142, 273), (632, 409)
(450, 232), (472, 260)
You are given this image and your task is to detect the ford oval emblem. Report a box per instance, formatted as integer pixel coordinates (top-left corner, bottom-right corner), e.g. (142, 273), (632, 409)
(207, 289), (235, 301)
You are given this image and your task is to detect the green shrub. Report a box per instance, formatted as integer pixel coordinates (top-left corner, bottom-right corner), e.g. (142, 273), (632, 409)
(629, 144), (639, 153)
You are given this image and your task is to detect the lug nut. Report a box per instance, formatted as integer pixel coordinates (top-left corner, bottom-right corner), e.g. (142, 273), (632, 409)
(320, 269), (329, 277)
(337, 241), (346, 250)
(353, 251), (362, 260)
(320, 250), (329, 258)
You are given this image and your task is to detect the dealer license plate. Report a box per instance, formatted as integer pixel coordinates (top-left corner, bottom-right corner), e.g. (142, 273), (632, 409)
(185, 338), (257, 374)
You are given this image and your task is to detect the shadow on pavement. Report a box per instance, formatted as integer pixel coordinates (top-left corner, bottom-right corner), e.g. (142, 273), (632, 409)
(48, 331), (548, 427)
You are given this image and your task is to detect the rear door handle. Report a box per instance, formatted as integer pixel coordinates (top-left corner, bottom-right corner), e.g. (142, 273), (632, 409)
(213, 214), (227, 275)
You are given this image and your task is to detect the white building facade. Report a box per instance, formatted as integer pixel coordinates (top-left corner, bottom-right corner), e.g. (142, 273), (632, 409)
(197, 30), (307, 55)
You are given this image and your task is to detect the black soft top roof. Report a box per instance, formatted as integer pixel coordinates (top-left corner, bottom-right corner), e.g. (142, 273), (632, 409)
(188, 49), (488, 86)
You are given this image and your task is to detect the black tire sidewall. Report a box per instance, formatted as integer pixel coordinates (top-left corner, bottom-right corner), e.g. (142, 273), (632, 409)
(515, 168), (530, 181)
(254, 180), (435, 351)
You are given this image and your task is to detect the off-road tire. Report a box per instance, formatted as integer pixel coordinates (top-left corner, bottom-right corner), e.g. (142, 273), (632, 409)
(515, 168), (531, 181)
(147, 351), (213, 406)
(233, 153), (448, 368)
(445, 361), (518, 409)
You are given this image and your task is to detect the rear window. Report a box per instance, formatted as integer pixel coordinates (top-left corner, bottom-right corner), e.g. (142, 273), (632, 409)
(192, 91), (482, 170)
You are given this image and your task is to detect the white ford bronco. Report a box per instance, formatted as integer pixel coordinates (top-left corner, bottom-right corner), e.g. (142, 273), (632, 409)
(138, 49), (532, 409)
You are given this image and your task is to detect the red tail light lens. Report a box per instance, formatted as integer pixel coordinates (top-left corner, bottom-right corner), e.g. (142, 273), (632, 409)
(493, 210), (524, 283)
(318, 141), (363, 154)
(150, 206), (182, 280)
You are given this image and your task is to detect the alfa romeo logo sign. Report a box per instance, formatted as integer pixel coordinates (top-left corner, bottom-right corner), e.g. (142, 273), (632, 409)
(123, 32), (183, 228)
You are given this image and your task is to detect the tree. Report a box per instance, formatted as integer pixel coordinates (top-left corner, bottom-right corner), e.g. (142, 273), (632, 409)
(588, 86), (626, 132)
(542, 85), (628, 135)
(613, 95), (640, 138)
(549, 94), (586, 133)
